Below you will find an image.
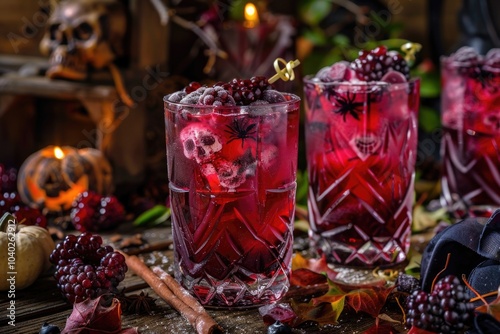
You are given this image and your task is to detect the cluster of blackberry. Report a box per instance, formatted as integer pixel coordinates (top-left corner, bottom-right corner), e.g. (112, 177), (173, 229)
(49, 232), (127, 303)
(350, 45), (410, 81)
(404, 275), (475, 333)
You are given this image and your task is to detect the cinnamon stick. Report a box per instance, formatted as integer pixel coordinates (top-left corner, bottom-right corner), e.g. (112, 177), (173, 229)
(121, 253), (222, 334)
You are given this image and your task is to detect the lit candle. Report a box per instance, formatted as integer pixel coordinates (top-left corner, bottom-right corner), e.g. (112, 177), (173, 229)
(53, 146), (65, 160)
(243, 2), (259, 28)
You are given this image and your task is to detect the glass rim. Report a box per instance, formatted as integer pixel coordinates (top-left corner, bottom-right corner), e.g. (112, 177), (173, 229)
(163, 92), (301, 112)
(303, 75), (420, 90)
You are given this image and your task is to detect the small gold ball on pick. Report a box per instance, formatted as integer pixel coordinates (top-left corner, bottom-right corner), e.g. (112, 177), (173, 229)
(401, 42), (422, 63)
(268, 58), (301, 84)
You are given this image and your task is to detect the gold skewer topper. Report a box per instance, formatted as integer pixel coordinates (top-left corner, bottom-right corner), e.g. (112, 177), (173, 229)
(401, 42), (422, 63)
(268, 58), (301, 84)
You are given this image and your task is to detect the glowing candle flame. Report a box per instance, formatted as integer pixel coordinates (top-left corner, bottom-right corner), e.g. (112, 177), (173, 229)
(54, 146), (64, 159)
(244, 3), (259, 28)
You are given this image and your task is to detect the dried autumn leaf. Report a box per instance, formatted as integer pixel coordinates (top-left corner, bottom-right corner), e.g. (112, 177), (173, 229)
(292, 253), (337, 280)
(62, 295), (139, 334)
(290, 268), (327, 286)
(345, 285), (395, 317)
(476, 293), (500, 321)
(312, 280), (394, 318)
(290, 298), (345, 326)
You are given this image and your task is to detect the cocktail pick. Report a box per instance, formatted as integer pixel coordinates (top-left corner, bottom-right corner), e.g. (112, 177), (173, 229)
(401, 42), (422, 64)
(268, 58), (301, 84)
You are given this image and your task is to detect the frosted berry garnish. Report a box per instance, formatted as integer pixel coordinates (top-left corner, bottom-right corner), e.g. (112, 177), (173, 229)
(405, 275), (475, 333)
(483, 48), (500, 74)
(262, 90), (286, 103)
(450, 46), (482, 77)
(351, 45), (410, 81)
(70, 191), (125, 232)
(198, 86), (236, 106)
(168, 75), (277, 106)
(50, 232), (127, 303)
(316, 61), (350, 82)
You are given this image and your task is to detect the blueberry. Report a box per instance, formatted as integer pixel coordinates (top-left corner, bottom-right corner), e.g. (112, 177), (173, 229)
(267, 321), (292, 334)
(39, 322), (61, 334)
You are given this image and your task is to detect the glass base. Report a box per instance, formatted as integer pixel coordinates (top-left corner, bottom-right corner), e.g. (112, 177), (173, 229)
(176, 270), (290, 309)
(310, 231), (409, 269)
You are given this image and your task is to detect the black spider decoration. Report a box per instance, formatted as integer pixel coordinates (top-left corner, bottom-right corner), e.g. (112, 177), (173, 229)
(329, 90), (364, 121)
(225, 118), (257, 146)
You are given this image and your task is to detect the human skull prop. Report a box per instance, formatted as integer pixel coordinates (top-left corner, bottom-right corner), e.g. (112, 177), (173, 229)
(180, 124), (222, 163)
(40, 0), (127, 80)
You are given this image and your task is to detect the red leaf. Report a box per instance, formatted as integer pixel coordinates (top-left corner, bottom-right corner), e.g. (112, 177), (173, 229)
(62, 296), (139, 334)
(292, 253), (338, 280)
(290, 268), (327, 286)
(313, 280), (394, 318)
(345, 286), (395, 317)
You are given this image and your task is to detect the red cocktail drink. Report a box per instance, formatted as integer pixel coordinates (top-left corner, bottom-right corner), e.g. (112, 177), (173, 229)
(164, 79), (300, 307)
(303, 46), (420, 267)
(441, 47), (500, 217)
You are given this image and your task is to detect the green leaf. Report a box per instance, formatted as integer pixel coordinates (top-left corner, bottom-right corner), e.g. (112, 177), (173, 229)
(418, 106), (440, 133)
(299, 0), (333, 26)
(296, 170), (309, 206)
(331, 34), (351, 47)
(133, 205), (171, 227)
(302, 27), (327, 46)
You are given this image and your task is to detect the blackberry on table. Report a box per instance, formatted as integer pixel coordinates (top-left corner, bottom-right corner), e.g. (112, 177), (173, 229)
(50, 232), (127, 303)
(405, 275), (475, 333)
(395, 272), (421, 294)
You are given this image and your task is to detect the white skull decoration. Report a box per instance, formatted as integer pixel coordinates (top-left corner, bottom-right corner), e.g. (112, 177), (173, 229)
(40, 0), (127, 80)
(180, 124), (222, 163)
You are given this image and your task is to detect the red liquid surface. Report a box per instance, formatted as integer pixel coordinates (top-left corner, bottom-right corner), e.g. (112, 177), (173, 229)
(303, 80), (419, 267)
(165, 96), (300, 307)
(441, 63), (500, 215)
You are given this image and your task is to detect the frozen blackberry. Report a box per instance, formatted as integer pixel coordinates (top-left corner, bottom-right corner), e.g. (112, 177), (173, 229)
(198, 86), (236, 106)
(70, 191), (125, 232)
(262, 90), (286, 103)
(49, 232), (127, 303)
(451, 46), (482, 77)
(405, 275), (475, 333)
(395, 272), (421, 294)
(180, 86), (207, 105)
(351, 46), (410, 81)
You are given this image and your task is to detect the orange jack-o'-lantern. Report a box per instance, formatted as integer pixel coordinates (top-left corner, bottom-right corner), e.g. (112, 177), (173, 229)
(17, 146), (113, 212)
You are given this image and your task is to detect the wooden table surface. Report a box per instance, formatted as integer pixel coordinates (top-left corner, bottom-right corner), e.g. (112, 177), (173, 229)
(0, 223), (409, 334)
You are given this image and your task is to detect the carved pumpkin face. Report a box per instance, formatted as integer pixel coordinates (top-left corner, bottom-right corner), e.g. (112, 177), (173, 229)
(17, 146), (113, 212)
